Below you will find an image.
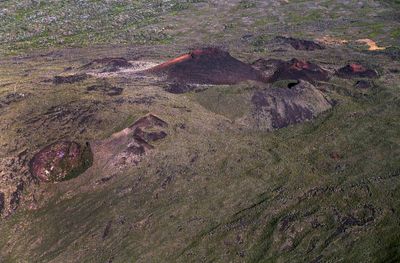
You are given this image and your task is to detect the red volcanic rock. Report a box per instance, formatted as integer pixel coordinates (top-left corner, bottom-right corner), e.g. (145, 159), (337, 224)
(336, 63), (378, 78)
(30, 141), (92, 182)
(268, 58), (330, 83)
(146, 48), (266, 84)
(330, 152), (341, 160)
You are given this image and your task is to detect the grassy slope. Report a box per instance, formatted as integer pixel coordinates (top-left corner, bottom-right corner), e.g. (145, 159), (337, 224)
(0, 0), (400, 262)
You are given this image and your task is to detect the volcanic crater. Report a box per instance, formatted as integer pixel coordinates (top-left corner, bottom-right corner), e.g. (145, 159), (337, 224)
(30, 141), (93, 182)
(246, 80), (333, 130)
(146, 47), (267, 85)
(29, 114), (168, 183)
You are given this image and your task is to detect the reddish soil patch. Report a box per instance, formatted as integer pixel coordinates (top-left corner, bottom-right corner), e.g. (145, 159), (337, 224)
(30, 141), (92, 182)
(276, 36), (325, 51)
(336, 64), (378, 79)
(146, 48), (266, 84)
(268, 58), (330, 83)
(81, 57), (132, 72)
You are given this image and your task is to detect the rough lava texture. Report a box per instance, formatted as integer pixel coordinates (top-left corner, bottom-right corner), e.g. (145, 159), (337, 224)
(86, 84), (124, 96)
(354, 80), (374, 89)
(241, 80), (332, 130)
(0, 150), (31, 218)
(336, 63), (379, 79)
(53, 73), (89, 85)
(164, 82), (197, 94)
(267, 58), (330, 83)
(251, 58), (286, 77)
(146, 47), (266, 84)
(81, 57), (133, 72)
(30, 141), (93, 182)
(91, 114), (168, 171)
(0, 192), (4, 214)
(275, 36), (325, 51)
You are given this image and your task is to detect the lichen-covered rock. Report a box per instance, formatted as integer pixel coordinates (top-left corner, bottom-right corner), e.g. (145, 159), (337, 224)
(30, 141), (93, 182)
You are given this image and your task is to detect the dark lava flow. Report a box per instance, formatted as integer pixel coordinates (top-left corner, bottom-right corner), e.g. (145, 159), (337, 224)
(53, 74), (89, 84)
(275, 36), (325, 51)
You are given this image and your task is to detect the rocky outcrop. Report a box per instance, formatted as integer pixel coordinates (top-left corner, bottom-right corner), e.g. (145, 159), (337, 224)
(275, 36), (325, 51)
(241, 80), (332, 130)
(91, 114), (168, 170)
(86, 84), (124, 96)
(81, 57), (132, 72)
(0, 151), (31, 217)
(0, 192), (5, 214)
(0, 92), (30, 109)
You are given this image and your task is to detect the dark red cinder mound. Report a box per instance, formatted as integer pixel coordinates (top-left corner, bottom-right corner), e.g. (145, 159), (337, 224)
(268, 58), (330, 83)
(146, 48), (266, 85)
(336, 63), (378, 79)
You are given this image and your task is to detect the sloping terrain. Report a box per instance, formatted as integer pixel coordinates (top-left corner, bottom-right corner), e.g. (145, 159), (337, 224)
(0, 1), (400, 263)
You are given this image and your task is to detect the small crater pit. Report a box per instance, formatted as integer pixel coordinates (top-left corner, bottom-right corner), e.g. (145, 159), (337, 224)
(30, 141), (93, 182)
